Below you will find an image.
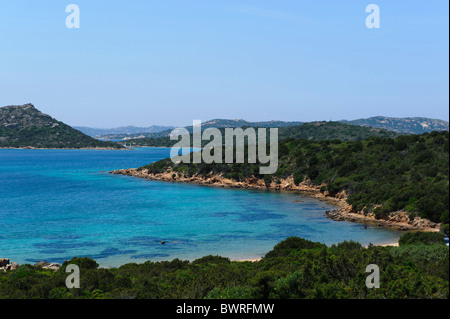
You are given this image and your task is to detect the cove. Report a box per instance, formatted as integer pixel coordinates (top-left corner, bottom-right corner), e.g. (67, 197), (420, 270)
(0, 148), (402, 267)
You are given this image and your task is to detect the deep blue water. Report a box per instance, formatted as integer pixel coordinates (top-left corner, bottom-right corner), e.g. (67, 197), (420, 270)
(0, 148), (402, 267)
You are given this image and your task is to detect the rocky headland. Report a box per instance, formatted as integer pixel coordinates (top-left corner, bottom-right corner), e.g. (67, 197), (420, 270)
(0, 259), (61, 272)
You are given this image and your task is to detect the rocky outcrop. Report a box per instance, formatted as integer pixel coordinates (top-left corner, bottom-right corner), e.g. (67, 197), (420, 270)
(0, 258), (9, 268)
(325, 209), (440, 232)
(111, 168), (325, 193)
(0, 259), (19, 272)
(111, 168), (441, 232)
(1, 259), (61, 272)
(34, 261), (61, 271)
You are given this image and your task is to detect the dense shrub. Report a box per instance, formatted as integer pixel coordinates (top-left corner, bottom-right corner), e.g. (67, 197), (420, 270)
(1, 237), (448, 299)
(399, 232), (446, 246)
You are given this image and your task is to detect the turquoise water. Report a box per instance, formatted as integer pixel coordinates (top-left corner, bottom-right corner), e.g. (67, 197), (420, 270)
(0, 148), (402, 267)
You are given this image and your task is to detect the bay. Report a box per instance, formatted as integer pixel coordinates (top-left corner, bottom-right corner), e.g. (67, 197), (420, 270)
(0, 148), (401, 267)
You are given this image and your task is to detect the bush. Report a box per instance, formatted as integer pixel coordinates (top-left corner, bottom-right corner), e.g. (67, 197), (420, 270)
(399, 232), (446, 246)
(62, 257), (99, 271)
(265, 237), (326, 258)
(206, 286), (253, 299)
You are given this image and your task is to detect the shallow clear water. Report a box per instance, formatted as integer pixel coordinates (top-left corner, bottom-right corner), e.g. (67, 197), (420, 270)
(0, 148), (402, 267)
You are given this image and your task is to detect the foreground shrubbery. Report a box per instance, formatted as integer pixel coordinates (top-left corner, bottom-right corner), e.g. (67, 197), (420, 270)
(0, 235), (448, 299)
(399, 232), (446, 246)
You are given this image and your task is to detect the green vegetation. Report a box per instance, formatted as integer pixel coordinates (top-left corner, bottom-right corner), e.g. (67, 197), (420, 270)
(128, 122), (399, 147)
(104, 116), (449, 142)
(398, 232), (446, 246)
(0, 104), (124, 149)
(278, 121), (398, 141)
(139, 131), (449, 232)
(343, 116), (449, 134)
(0, 126), (124, 149)
(0, 236), (447, 299)
(128, 136), (174, 147)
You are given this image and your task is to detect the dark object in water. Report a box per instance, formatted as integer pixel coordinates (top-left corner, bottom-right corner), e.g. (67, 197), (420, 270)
(161, 241), (165, 245)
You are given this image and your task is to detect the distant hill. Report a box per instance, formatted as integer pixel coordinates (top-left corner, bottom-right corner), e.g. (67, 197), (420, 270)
(127, 121), (400, 147)
(97, 119), (305, 141)
(343, 116), (449, 134)
(0, 104), (124, 149)
(81, 116), (449, 141)
(75, 125), (174, 138)
(99, 116), (449, 141)
(199, 119), (304, 129)
(278, 121), (399, 141)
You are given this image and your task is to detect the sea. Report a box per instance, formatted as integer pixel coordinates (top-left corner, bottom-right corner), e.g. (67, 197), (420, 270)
(0, 148), (402, 267)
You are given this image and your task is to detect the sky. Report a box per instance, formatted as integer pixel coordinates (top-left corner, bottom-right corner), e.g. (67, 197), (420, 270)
(0, 0), (448, 128)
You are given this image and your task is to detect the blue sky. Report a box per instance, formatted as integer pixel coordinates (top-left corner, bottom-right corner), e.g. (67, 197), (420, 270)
(0, 0), (448, 127)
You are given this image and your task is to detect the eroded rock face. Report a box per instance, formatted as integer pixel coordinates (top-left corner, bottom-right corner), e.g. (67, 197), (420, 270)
(0, 258), (9, 267)
(0, 259), (20, 272)
(325, 208), (441, 232)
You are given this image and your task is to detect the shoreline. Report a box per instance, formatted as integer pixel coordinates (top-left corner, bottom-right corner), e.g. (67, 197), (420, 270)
(0, 146), (130, 151)
(110, 168), (441, 233)
(3, 238), (402, 271)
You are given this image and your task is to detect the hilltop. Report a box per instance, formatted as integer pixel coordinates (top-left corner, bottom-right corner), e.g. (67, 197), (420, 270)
(0, 104), (124, 149)
(343, 116), (449, 134)
(91, 116), (449, 141)
(96, 119), (305, 141)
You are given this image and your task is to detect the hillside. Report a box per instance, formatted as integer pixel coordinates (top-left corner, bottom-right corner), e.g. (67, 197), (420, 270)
(96, 116), (448, 141)
(200, 119), (304, 129)
(134, 131), (449, 233)
(343, 116), (449, 134)
(126, 122), (400, 147)
(278, 121), (398, 141)
(0, 104), (124, 149)
(98, 119), (305, 140)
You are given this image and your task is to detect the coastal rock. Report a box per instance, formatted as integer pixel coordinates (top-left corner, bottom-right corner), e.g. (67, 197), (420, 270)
(411, 217), (440, 230)
(325, 208), (441, 232)
(35, 261), (50, 267)
(43, 263), (61, 271)
(0, 259), (19, 272)
(34, 261), (61, 271)
(325, 210), (345, 221)
(0, 258), (9, 267)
